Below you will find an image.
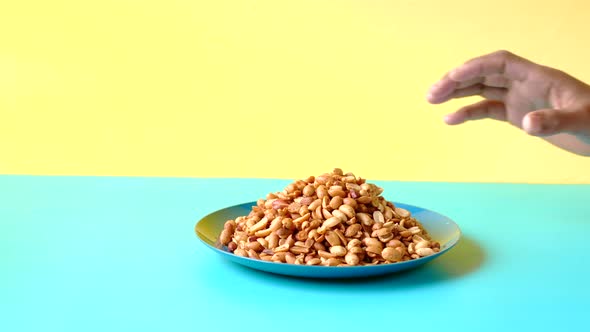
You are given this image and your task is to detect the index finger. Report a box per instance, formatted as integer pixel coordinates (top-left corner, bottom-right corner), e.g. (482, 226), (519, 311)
(448, 50), (532, 82)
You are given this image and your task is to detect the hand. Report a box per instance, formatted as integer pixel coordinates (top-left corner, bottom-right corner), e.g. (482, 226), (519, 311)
(427, 50), (590, 156)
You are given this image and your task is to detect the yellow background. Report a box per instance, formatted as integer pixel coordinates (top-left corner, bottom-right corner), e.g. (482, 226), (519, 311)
(2, 0), (590, 183)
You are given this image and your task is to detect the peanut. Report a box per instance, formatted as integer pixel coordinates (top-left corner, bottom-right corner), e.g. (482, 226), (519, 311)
(416, 248), (435, 257)
(227, 241), (237, 252)
(363, 237), (383, 249)
(219, 229), (232, 245)
(308, 199), (322, 211)
(382, 247), (402, 262)
(330, 245), (347, 257)
(249, 217), (269, 234)
(318, 250), (335, 259)
(342, 198), (358, 209)
(317, 185), (328, 199)
(269, 217), (283, 231)
(324, 216), (342, 229)
(345, 252), (360, 265)
(331, 209), (348, 222)
(272, 199), (289, 210)
(328, 185), (345, 197)
(267, 233), (279, 249)
(248, 241), (263, 252)
(339, 204), (356, 219)
(325, 231), (341, 247)
(314, 241), (326, 251)
(334, 229), (348, 246)
(303, 184), (315, 197)
(306, 258), (321, 266)
(290, 246), (309, 255)
(218, 169), (440, 267)
(274, 243), (290, 252)
(285, 252), (297, 264)
(415, 241), (430, 250)
(357, 196), (372, 204)
(248, 249), (260, 259)
(324, 258), (342, 266)
(346, 238), (362, 250)
(395, 207), (411, 218)
(356, 213), (373, 226)
(373, 211), (385, 224)
(329, 196), (344, 210)
(345, 224), (362, 237)
(365, 245), (382, 256)
(349, 246), (364, 255)
(386, 239), (404, 248)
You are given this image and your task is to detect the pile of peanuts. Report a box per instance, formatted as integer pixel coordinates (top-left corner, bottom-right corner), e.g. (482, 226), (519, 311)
(218, 169), (440, 266)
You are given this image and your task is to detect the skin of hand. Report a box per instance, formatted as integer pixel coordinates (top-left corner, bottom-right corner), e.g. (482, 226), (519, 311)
(426, 50), (590, 156)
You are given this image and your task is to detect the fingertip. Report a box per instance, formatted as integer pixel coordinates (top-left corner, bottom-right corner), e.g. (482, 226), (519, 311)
(522, 113), (543, 135)
(443, 114), (454, 124)
(444, 113), (464, 125)
(426, 92), (436, 104)
(427, 80), (456, 104)
(427, 93), (446, 104)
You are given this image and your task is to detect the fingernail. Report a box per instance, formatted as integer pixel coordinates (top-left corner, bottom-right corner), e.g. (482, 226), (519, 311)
(523, 113), (542, 135)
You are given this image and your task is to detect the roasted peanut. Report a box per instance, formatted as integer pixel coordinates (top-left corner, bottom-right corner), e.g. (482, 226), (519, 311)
(306, 258), (321, 265)
(415, 241), (430, 250)
(324, 217), (342, 229)
(346, 238), (362, 249)
(227, 241), (237, 252)
(334, 229), (348, 246)
(329, 196), (344, 210)
(338, 204), (356, 219)
(217, 169), (440, 267)
(356, 213), (373, 226)
(303, 184), (315, 197)
(325, 231), (341, 247)
(324, 258), (342, 266)
(285, 252), (297, 264)
(349, 246), (364, 255)
(330, 245), (347, 257)
(291, 246), (309, 255)
(219, 229), (232, 245)
(331, 209), (348, 222)
(386, 239), (403, 248)
(416, 248), (435, 257)
(345, 252), (360, 265)
(345, 224), (362, 237)
(317, 185), (328, 199)
(248, 241), (263, 252)
(381, 247), (402, 262)
(373, 211), (385, 224)
(395, 207), (410, 218)
(365, 245), (382, 256)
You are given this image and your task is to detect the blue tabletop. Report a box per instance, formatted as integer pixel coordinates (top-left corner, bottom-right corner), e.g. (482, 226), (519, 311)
(1, 175), (589, 331)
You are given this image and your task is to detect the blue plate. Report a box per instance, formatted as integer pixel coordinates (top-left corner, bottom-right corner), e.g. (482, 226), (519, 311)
(195, 201), (461, 279)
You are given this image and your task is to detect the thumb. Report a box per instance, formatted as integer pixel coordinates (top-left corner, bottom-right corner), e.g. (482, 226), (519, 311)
(522, 108), (590, 136)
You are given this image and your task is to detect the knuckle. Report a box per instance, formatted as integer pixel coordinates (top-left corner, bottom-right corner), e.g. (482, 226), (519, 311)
(494, 49), (513, 58)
